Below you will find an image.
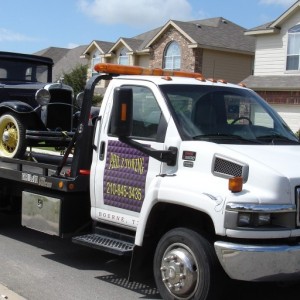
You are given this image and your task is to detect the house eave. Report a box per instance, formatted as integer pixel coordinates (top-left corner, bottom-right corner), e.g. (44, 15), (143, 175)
(189, 43), (254, 55)
(244, 27), (280, 36)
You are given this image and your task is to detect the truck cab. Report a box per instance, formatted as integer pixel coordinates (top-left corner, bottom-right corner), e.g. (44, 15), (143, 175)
(84, 64), (300, 300)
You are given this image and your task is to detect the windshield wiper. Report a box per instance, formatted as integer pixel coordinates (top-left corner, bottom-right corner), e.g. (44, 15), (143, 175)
(193, 133), (262, 144)
(256, 134), (300, 144)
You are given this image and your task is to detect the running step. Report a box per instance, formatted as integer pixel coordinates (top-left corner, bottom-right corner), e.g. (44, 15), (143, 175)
(72, 232), (134, 256)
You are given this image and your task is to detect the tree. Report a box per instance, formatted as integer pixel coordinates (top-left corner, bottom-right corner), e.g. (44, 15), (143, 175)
(63, 64), (88, 97)
(62, 64), (103, 106)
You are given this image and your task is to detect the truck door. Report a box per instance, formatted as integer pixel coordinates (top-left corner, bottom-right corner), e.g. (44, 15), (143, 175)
(91, 83), (169, 229)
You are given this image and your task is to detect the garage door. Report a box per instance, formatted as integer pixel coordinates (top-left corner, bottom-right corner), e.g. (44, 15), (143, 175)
(271, 104), (300, 133)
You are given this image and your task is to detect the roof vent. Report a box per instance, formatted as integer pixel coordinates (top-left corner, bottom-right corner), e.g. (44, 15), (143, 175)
(221, 19), (228, 24)
(196, 24), (201, 28)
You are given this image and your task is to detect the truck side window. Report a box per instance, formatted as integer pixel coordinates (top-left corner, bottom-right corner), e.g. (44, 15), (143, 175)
(109, 85), (164, 141)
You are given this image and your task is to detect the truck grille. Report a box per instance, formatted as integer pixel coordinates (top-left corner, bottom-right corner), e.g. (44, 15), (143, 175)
(296, 187), (300, 227)
(47, 89), (73, 131)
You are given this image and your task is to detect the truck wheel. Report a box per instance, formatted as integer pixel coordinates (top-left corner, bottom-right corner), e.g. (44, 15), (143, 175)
(154, 228), (220, 300)
(0, 113), (26, 158)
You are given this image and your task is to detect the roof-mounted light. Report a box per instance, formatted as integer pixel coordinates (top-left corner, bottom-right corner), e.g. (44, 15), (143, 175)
(94, 63), (204, 79)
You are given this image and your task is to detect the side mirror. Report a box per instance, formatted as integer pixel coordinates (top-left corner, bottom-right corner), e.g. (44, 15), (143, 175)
(110, 87), (133, 137)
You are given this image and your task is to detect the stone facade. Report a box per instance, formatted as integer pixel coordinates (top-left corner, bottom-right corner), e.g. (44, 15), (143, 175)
(149, 27), (203, 73)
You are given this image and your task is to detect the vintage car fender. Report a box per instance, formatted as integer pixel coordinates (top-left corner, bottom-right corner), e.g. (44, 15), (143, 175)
(0, 100), (46, 130)
(0, 100), (34, 113)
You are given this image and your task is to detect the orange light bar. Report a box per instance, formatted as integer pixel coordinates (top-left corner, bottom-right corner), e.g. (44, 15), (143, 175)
(196, 76), (206, 82)
(229, 177), (243, 193)
(207, 78), (217, 83)
(218, 79), (227, 84)
(94, 63), (203, 79)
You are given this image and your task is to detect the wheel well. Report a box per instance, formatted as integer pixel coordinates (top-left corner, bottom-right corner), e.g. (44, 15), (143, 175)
(145, 203), (216, 244)
(130, 202), (217, 281)
(143, 203), (215, 257)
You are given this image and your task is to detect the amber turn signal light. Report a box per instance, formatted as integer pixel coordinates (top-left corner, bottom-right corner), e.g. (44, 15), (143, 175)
(229, 177), (243, 193)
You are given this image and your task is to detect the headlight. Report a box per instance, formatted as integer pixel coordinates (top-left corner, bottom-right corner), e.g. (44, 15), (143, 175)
(35, 89), (51, 106)
(76, 92), (84, 108)
(225, 203), (296, 230)
(238, 213), (271, 227)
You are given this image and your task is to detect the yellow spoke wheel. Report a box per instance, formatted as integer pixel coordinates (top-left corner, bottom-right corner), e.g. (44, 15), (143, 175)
(0, 113), (26, 158)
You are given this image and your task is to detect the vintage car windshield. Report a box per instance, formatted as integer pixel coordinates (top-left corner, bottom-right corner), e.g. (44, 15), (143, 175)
(0, 59), (50, 83)
(160, 84), (299, 145)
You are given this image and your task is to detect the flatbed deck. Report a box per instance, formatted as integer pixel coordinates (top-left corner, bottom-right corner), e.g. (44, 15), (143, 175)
(0, 150), (88, 192)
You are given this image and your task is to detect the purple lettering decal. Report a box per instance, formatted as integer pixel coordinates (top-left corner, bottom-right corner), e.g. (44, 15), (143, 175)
(103, 140), (149, 212)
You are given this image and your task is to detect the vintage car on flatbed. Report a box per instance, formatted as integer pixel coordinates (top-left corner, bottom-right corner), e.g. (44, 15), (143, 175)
(0, 51), (75, 158)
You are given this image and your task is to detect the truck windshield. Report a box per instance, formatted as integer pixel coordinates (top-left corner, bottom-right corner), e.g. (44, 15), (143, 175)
(0, 59), (50, 83)
(160, 84), (299, 145)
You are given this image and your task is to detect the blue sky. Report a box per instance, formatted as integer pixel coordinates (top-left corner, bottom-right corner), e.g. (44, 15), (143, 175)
(0, 0), (297, 54)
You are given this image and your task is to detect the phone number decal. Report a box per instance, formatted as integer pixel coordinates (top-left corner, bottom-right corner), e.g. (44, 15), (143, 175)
(103, 140), (149, 212)
(106, 182), (142, 201)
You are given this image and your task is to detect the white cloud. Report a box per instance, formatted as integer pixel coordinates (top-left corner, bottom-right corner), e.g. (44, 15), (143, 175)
(0, 28), (35, 42)
(77, 0), (194, 27)
(259, 0), (297, 6)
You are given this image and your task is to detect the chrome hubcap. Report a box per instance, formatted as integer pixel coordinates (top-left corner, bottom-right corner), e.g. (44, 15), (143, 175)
(160, 244), (198, 298)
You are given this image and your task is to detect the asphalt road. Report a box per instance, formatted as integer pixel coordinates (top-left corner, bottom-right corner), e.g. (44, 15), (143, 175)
(1, 212), (300, 300)
(0, 212), (160, 300)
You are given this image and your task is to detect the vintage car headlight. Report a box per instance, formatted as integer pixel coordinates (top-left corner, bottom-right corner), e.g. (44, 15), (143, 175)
(35, 88), (51, 106)
(76, 91), (84, 109)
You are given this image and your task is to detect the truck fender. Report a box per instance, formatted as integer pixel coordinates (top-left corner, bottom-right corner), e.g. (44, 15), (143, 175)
(134, 175), (223, 246)
(0, 101), (35, 113)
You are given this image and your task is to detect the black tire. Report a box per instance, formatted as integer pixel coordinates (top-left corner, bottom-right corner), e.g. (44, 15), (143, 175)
(0, 112), (27, 158)
(154, 228), (221, 300)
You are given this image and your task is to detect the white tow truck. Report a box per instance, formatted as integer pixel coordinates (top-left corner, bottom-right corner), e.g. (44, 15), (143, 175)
(1, 63), (300, 300)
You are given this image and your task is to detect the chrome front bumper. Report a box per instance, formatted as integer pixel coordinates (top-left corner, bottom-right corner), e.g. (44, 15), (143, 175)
(214, 241), (300, 281)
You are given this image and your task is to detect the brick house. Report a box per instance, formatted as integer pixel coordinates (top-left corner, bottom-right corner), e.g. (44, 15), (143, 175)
(243, 0), (300, 132)
(81, 18), (255, 92)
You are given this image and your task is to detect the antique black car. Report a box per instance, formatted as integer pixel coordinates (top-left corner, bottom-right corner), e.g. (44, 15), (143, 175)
(0, 51), (74, 158)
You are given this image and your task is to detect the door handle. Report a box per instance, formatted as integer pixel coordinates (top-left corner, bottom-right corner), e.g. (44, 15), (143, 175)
(99, 141), (106, 160)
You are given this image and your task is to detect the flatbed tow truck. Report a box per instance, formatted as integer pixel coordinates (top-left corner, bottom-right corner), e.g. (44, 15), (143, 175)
(1, 63), (300, 300)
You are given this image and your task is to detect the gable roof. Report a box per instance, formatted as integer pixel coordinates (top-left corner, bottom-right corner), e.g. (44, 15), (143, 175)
(145, 18), (255, 54)
(35, 46), (88, 81)
(52, 45), (88, 81)
(133, 26), (162, 50)
(245, 0), (300, 35)
(34, 47), (70, 64)
(81, 40), (115, 57)
(108, 37), (144, 53)
(81, 17), (255, 58)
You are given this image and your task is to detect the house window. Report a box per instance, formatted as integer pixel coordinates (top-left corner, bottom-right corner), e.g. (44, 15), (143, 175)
(118, 48), (129, 65)
(163, 41), (181, 70)
(286, 24), (300, 71)
(92, 50), (101, 75)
